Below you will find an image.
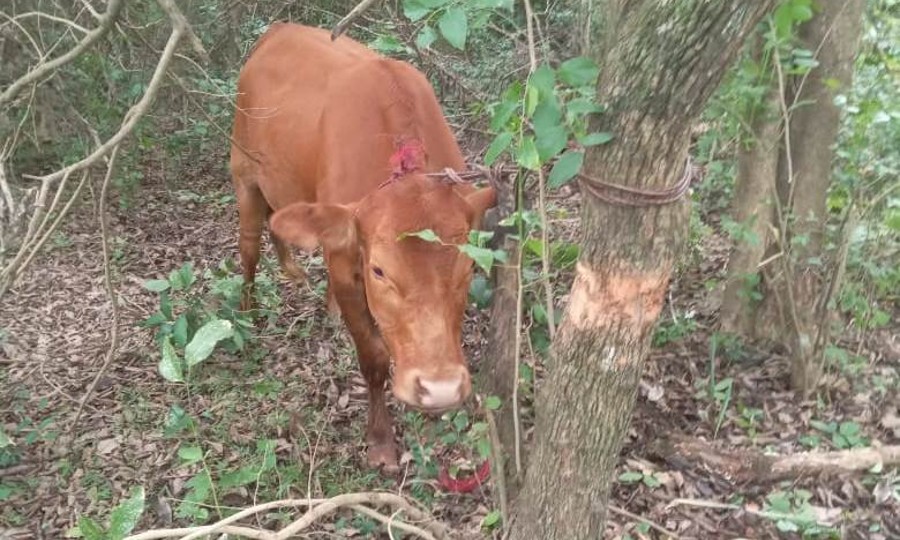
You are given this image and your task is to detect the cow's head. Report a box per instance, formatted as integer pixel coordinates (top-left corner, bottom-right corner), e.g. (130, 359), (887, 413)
(270, 175), (496, 413)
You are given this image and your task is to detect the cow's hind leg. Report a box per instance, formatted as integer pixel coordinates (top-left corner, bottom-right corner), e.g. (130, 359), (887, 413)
(235, 182), (267, 312)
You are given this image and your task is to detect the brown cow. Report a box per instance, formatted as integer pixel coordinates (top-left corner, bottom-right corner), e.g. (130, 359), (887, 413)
(230, 23), (496, 471)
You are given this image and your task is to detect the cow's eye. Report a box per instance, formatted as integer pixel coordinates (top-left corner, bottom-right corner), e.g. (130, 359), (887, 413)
(372, 266), (385, 279)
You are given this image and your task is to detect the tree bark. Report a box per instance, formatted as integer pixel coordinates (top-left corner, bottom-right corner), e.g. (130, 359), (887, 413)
(719, 84), (781, 337)
(508, 2), (775, 538)
(772, 0), (865, 393)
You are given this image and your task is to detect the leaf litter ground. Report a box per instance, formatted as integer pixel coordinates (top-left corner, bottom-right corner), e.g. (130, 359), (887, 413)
(0, 145), (897, 539)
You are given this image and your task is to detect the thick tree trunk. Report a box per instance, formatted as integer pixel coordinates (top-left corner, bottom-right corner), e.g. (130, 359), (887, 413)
(719, 85), (780, 336)
(508, 2), (775, 538)
(778, 0), (865, 393)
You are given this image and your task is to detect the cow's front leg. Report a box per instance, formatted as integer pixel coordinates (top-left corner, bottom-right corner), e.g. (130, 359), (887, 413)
(327, 250), (398, 472)
(359, 344), (397, 472)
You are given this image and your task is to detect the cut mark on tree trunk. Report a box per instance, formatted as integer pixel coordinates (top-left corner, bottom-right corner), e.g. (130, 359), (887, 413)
(566, 262), (670, 336)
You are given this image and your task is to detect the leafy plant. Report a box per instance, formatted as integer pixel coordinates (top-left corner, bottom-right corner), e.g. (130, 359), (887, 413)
(809, 420), (869, 449)
(401, 0), (514, 51)
(70, 487), (145, 540)
(761, 489), (838, 538)
(618, 470), (662, 489)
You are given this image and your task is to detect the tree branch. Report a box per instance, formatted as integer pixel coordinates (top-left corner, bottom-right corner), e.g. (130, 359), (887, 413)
(0, 0), (125, 107)
(331, 0), (382, 41)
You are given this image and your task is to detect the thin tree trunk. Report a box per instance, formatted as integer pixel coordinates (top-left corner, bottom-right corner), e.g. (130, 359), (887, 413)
(719, 85), (780, 336)
(779, 0), (865, 393)
(508, 2), (775, 538)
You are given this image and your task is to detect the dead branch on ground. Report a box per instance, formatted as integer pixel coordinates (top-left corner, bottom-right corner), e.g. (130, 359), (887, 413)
(125, 492), (454, 540)
(652, 434), (900, 484)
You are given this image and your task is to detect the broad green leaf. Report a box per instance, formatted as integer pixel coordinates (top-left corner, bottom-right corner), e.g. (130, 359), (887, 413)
(108, 486), (145, 540)
(168, 268), (184, 291)
(558, 56), (599, 88)
(838, 421), (860, 436)
(159, 291), (172, 319)
(458, 244), (496, 274)
(516, 136), (540, 170)
(140, 312), (167, 327)
(485, 132), (514, 165)
(416, 25), (438, 49)
(468, 274), (492, 308)
(532, 93), (563, 132)
(143, 279), (170, 293)
(535, 124), (568, 162)
(438, 7), (468, 50)
(184, 320), (234, 367)
(159, 336), (184, 382)
(529, 65), (556, 98)
(548, 151), (584, 188)
(399, 228), (441, 243)
(402, 0), (433, 21)
(490, 100), (518, 131)
(77, 517), (105, 540)
(579, 132), (614, 146)
(178, 445), (203, 464)
(484, 395), (502, 410)
(370, 35), (409, 54)
(172, 314), (188, 348)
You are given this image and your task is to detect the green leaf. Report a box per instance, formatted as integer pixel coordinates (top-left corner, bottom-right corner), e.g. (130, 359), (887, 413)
(642, 474), (661, 488)
(838, 421), (860, 437)
(516, 136), (540, 170)
(566, 98), (603, 117)
(402, 0), (432, 21)
(140, 312), (167, 328)
(159, 291), (172, 319)
(108, 486), (145, 540)
(525, 85), (540, 118)
(416, 25), (438, 49)
(184, 320), (234, 367)
(172, 314), (188, 348)
(468, 274), (492, 308)
(557, 56), (599, 88)
(399, 228), (441, 243)
(472, 0), (513, 9)
(490, 100), (518, 131)
(535, 124), (568, 162)
(458, 244), (496, 274)
(159, 336), (184, 383)
(532, 93), (563, 132)
(143, 279), (170, 293)
(810, 420), (836, 433)
(529, 65), (556, 98)
(77, 517), (105, 540)
(178, 445), (203, 464)
(548, 151), (584, 188)
(485, 132), (514, 165)
(484, 395), (502, 410)
(481, 510), (502, 528)
(618, 471), (643, 484)
(578, 132), (614, 146)
(438, 7), (468, 50)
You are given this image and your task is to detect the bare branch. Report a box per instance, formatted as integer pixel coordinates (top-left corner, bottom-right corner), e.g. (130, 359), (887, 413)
(5, 11), (91, 34)
(331, 0), (382, 41)
(124, 492), (452, 540)
(0, 0), (125, 107)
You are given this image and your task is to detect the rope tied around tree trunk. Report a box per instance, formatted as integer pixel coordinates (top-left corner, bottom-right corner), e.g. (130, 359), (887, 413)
(576, 155), (695, 207)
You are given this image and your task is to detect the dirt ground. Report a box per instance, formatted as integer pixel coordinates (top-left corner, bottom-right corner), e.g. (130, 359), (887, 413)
(1, 142), (898, 539)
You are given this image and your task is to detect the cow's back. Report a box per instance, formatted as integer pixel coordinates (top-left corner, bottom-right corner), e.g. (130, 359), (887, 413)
(231, 23), (465, 210)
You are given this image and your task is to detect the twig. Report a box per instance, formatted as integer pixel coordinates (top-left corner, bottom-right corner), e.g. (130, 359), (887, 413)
(608, 505), (681, 539)
(511, 217), (525, 478)
(331, 0), (382, 41)
(69, 145), (120, 433)
(129, 492), (452, 540)
(1, 0), (200, 296)
(522, 0), (556, 340)
(351, 505), (437, 540)
(0, 0), (125, 107)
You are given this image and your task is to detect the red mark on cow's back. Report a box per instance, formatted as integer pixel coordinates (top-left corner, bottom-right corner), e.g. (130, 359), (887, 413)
(389, 139), (425, 178)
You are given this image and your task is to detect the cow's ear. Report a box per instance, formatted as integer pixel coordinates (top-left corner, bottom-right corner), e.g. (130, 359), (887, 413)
(270, 202), (357, 251)
(464, 187), (497, 230)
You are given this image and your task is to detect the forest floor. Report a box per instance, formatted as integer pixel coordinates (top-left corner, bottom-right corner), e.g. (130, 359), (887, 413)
(1, 142), (898, 540)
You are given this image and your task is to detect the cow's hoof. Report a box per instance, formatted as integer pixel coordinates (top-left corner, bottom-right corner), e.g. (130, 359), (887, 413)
(367, 443), (399, 473)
